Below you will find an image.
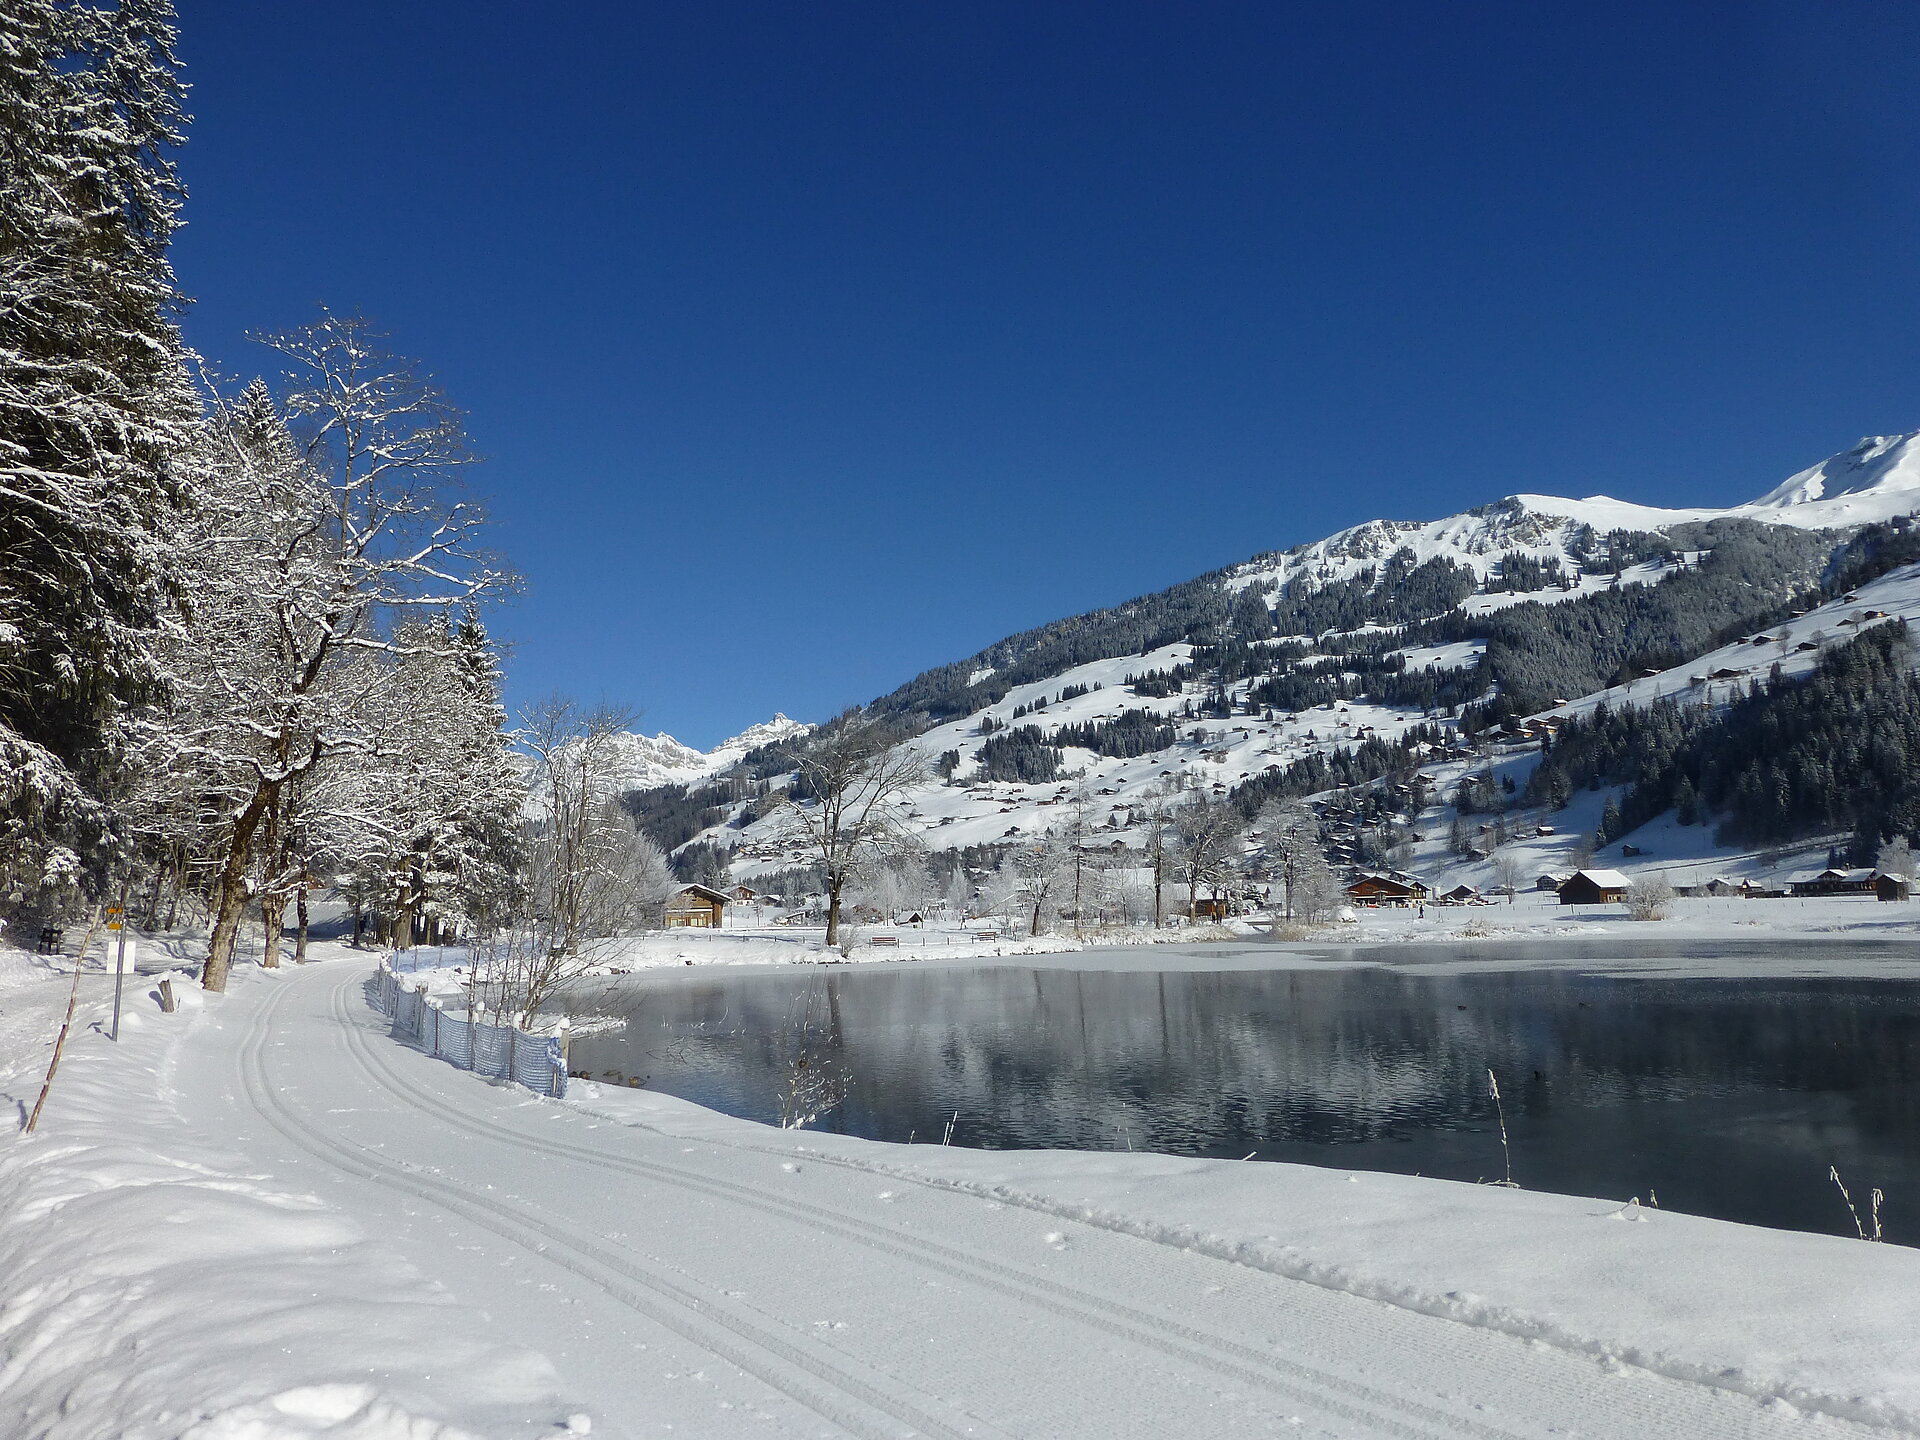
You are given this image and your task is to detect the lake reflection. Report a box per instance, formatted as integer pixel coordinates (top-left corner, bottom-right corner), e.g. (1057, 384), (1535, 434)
(565, 961), (1920, 1244)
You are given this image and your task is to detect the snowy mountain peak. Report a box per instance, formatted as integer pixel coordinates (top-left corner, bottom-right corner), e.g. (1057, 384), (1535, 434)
(703, 714), (812, 771)
(1741, 431), (1920, 522)
(598, 714), (814, 794)
(596, 730), (710, 791)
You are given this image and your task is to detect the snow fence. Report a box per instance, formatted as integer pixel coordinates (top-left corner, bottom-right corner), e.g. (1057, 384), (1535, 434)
(365, 960), (568, 1099)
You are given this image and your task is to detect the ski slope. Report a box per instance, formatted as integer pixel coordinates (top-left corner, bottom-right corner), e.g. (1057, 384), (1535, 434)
(7, 948), (1920, 1438)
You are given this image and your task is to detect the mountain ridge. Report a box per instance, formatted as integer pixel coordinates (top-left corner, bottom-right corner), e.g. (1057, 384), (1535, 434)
(630, 429), (1920, 888)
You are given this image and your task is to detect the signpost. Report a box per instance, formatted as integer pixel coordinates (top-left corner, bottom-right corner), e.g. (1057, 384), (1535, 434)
(106, 887), (131, 1042)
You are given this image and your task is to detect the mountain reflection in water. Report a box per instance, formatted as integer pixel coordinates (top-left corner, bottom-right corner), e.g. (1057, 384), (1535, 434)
(564, 961), (1920, 1245)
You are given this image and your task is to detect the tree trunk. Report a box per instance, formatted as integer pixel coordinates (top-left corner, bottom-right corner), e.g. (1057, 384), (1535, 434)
(824, 877), (843, 947)
(203, 786), (275, 992)
(294, 886), (310, 962)
(260, 893), (287, 968)
(141, 859), (168, 932)
(352, 902), (365, 948)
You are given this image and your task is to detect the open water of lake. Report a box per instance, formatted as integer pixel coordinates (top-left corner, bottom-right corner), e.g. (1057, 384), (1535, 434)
(563, 943), (1920, 1244)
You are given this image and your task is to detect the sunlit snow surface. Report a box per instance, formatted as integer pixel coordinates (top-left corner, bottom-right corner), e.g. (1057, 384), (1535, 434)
(6, 939), (1920, 1438)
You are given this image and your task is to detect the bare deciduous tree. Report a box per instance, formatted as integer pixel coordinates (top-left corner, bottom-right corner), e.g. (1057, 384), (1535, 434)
(162, 315), (508, 992)
(1492, 849), (1524, 904)
(1009, 834), (1069, 936)
(1136, 785), (1180, 927)
(1176, 799), (1244, 921)
(774, 721), (928, 946)
(475, 697), (675, 1026)
(1256, 798), (1325, 921)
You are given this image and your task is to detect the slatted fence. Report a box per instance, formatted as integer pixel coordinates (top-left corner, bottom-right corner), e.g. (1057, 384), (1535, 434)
(365, 959), (567, 1098)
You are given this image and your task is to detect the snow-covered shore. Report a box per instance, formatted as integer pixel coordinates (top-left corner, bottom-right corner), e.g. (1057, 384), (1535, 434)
(3, 938), (1919, 1438)
(385, 888), (1920, 987)
(572, 1080), (1920, 1433)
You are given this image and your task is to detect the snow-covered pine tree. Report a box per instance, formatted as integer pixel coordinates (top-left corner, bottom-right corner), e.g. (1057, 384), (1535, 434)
(340, 611), (524, 950)
(0, 0), (195, 907)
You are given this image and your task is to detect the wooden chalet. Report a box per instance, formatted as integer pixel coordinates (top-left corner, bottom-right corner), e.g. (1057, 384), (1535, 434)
(1557, 869), (1631, 905)
(1345, 873), (1430, 908)
(664, 884), (730, 929)
(1437, 884), (1481, 905)
(728, 884), (759, 903)
(1676, 875), (1744, 898)
(1535, 871), (1571, 892)
(1878, 872), (1912, 902)
(1785, 868), (1878, 898)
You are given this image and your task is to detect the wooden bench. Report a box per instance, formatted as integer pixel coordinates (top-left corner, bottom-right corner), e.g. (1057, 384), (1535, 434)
(36, 925), (64, 954)
(870, 935), (898, 947)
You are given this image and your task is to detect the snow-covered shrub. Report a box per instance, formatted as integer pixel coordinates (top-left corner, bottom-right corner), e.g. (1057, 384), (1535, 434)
(1627, 875), (1675, 921)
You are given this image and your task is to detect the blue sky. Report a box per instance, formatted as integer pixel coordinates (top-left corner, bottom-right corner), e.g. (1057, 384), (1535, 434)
(174, 2), (1920, 748)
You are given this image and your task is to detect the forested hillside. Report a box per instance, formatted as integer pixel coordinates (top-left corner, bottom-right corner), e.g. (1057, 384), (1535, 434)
(1529, 622), (1920, 858)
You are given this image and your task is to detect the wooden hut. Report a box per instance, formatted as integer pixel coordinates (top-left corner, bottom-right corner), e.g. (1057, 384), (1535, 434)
(1877, 872), (1912, 902)
(1557, 869), (1631, 906)
(664, 884), (729, 929)
(1345, 873), (1430, 908)
(1677, 876), (1743, 898)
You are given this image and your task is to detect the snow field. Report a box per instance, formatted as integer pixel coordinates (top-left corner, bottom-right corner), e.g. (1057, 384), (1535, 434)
(0, 945), (570, 1439)
(9, 941), (1920, 1436)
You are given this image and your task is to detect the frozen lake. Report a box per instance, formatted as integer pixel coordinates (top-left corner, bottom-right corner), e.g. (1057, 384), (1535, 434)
(565, 941), (1920, 1244)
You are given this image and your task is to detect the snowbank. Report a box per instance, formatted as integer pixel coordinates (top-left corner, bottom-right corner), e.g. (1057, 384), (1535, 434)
(567, 1077), (1920, 1433)
(0, 943), (571, 1439)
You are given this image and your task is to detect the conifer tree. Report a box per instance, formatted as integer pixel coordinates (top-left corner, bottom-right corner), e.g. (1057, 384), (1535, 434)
(0, 0), (194, 902)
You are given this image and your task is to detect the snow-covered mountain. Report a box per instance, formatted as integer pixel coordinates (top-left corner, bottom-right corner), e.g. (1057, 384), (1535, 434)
(1222, 428), (1920, 601)
(1736, 432), (1920, 527)
(699, 714), (811, 773)
(602, 714), (810, 793)
(641, 429), (1920, 879)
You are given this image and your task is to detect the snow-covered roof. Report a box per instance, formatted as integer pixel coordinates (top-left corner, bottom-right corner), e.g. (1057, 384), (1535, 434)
(1572, 869), (1631, 888)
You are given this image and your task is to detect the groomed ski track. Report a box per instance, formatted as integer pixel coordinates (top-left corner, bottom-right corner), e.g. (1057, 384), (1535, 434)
(195, 958), (1888, 1440)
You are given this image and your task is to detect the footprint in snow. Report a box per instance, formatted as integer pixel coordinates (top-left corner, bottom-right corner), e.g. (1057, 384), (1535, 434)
(780, 1162), (800, 1173)
(1043, 1231), (1068, 1250)
(876, 1190), (896, 1202)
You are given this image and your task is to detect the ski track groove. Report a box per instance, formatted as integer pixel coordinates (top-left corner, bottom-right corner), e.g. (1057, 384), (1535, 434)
(326, 969), (1616, 1440)
(237, 973), (1010, 1440)
(522, 1002), (1910, 1439)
